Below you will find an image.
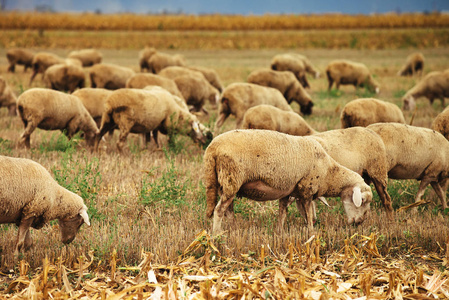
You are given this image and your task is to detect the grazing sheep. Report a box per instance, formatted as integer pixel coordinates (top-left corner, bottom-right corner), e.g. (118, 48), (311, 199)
(402, 70), (449, 111)
(17, 88), (99, 148)
(68, 49), (103, 67)
(216, 82), (293, 129)
(326, 60), (379, 94)
(139, 47), (157, 72)
(158, 65), (204, 80)
(432, 106), (449, 140)
(242, 104), (317, 136)
(125, 73), (184, 99)
(29, 52), (66, 84)
(148, 52), (186, 74)
(0, 76), (18, 115)
(398, 53), (425, 77)
(204, 129), (373, 234)
(247, 69), (314, 115)
(44, 63), (86, 93)
(340, 98), (406, 128)
(173, 74), (220, 115)
(291, 53), (321, 78)
(368, 123), (449, 209)
(94, 88), (209, 152)
(72, 88), (113, 127)
(0, 155), (90, 257)
(89, 63), (136, 90)
(271, 53), (310, 88)
(187, 66), (224, 92)
(6, 48), (34, 73)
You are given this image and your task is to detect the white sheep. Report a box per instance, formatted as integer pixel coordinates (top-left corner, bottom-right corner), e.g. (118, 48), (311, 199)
(148, 52), (186, 74)
(204, 129), (373, 234)
(432, 105), (449, 140)
(216, 82), (293, 129)
(138, 47), (157, 72)
(0, 76), (18, 115)
(17, 88), (99, 148)
(247, 68), (314, 115)
(72, 87), (113, 128)
(68, 49), (103, 67)
(89, 63), (136, 90)
(271, 53), (310, 88)
(340, 98), (406, 128)
(326, 60), (380, 94)
(6, 48), (34, 73)
(29, 52), (66, 85)
(398, 53), (425, 77)
(187, 66), (224, 92)
(125, 73), (185, 99)
(367, 123), (449, 209)
(94, 88), (210, 152)
(0, 155), (90, 256)
(402, 70), (449, 111)
(241, 104), (317, 136)
(158, 65), (204, 81)
(43, 63), (86, 93)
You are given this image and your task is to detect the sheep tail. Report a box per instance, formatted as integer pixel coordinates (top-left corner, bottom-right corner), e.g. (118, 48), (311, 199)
(204, 154), (219, 218)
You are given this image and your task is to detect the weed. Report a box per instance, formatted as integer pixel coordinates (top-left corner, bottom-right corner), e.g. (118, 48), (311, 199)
(0, 137), (13, 155)
(393, 89), (406, 99)
(38, 132), (81, 153)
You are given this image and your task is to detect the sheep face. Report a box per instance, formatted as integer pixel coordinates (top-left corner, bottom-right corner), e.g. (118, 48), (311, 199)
(300, 101), (314, 115)
(402, 95), (416, 111)
(340, 184), (372, 225)
(59, 207), (90, 244)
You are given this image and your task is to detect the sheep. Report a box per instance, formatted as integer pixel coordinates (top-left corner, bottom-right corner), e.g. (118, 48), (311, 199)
(242, 104), (317, 136)
(72, 88), (113, 127)
(139, 47), (157, 72)
(204, 129), (373, 234)
(326, 60), (380, 94)
(68, 49), (103, 67)
(367, 123), (449, 209)
(402, 70), (449, 111)
(0, 155), (90, 257)
(340, 98), (406, 128)
(247, 69), (314, 115)
(291, 53), (321, 79)
(187, 66), (224, 92)
(125, 73), (184, 99)
(173, 74), (220, 115)
(398, 53), (425, 77)
(43, 63), (86, 93)
(148, 52), (186, 74)
(216, 82), (293, 129)
(0, 76), (18, 115)
(29, 52), (66, 85)
(17, 88), (99, 148)
(158, 65), (204, 81)
(94, 88), (210, 152)
(6, 48), (34, 73)
(271, 53), (310, 88)
(432, 106), (449, 140)
(89, 63), (136, 90)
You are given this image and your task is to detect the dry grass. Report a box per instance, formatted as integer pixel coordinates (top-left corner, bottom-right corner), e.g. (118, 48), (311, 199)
(1, 46), (449, 297)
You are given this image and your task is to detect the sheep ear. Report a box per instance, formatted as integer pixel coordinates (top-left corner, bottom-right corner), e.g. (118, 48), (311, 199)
(192, 121), (201, 135)
(352, 186), (362, 208)
(79, 208), (90, 226)
(317, 197), (330, 207)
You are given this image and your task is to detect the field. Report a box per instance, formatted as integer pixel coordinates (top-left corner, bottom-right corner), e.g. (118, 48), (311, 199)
(1, 27), (449, 298)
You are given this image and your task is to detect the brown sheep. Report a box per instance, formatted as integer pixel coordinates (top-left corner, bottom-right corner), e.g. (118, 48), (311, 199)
(271, 53), (310, 88)
(158, 66), (203, 80)
(242, 104), (317, 136)
(187, 66), (224, 92)
(431, 105), (449, 140)
(125, 73), (184, 99)
(68, 49), (103, 67)
(402, 70), (449, 111)
(291, 53), (321, 78)
(29, 52), (66, 85)
(340, 98), (406, 128)
(247, 69), (314, 115)
(0, 76), (18, 115)
(139, 47), (157, 72)
(89, 63), (136, 90)
(44, 63), (86, 93)
(6, 48), (34, 73)
(326, 60), (379, 94)
(173, 74), (220, 115)
(72, 88), (113, 128)
(398, 53), (425, 77)
(17, 88), (99, 148)
(216, 82), (293, 129)
(148, 52), (186, 74)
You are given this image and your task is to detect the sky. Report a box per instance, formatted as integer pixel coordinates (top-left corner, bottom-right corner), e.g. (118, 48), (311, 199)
(5, 0), (449, 15)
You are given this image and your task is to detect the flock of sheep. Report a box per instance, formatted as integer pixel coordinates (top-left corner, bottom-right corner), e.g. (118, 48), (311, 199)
(1, 46), (449, 255)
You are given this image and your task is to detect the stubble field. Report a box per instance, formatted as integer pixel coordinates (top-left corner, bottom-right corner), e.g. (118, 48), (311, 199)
(1, 31), (449, 298)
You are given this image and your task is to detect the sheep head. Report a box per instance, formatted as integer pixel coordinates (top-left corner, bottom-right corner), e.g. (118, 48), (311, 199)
(340, 183), (372, 225)
(59, 206), (90, 244)
(402, 95), (416, 111)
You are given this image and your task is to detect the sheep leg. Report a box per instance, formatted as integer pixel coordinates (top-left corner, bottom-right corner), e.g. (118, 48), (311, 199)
(19, 120), (37, 148)
(212, 194), (235, 235)
(295, 199), (314, 230)
(117, 129), (131, 153)
(14, 217), (35, 258)
(430, 181), (447, 210)
(277, 196), (295, 232)
(415, 178), (431, 203)
(152, 129), (160, 148)
(371, 178), (394, 220)
(7, 63), (15, 73)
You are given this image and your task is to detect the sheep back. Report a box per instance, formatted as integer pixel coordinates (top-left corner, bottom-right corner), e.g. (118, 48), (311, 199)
(432, 106), (449, 140)
(187, 66), (224, 92)
(44, 63), (86, 93)
(149, 52), (186, 74)
(73, 88), (113, 126)
(270, 54), (310, 88)
(68, 49), (103, 67)
(126, 73), (184, 99)
(89, 63), (135, 90)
